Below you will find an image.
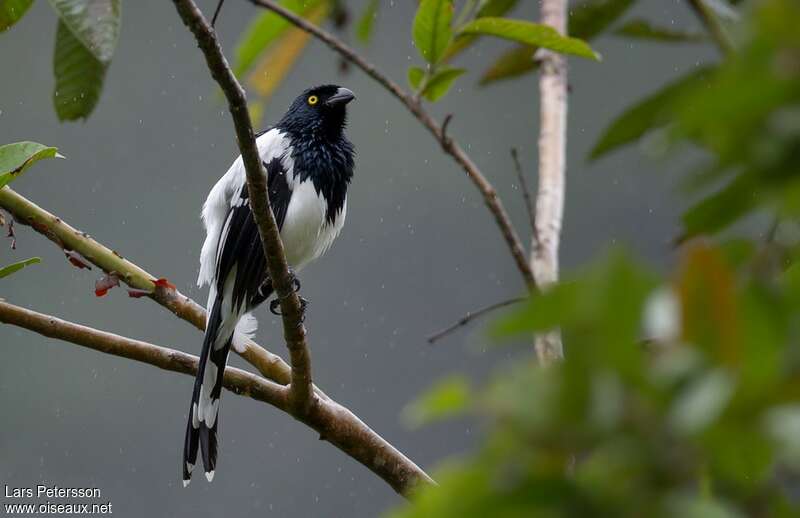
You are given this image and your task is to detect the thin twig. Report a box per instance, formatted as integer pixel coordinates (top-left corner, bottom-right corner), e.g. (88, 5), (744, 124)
(0, 300), (434, 496)
(427, 297), (525, 344)
(532, 0), (568, 364)
(247, 0), (535, 289)
(510, 148), (536, 236)
(211, 0), (226, 27)
(172, 0), (312, 412)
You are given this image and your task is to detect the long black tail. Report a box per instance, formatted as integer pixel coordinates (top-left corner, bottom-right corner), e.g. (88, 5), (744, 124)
(183, 296), (235, 486)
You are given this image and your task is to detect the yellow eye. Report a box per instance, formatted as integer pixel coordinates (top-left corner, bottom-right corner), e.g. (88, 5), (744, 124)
(308, 95), (318, 105)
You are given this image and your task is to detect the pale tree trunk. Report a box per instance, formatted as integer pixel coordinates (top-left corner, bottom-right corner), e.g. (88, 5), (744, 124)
(532, 0), (568, 364)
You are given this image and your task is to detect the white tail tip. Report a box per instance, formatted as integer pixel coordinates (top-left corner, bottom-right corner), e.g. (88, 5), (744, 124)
(205, 470), (215, 482)
(182, 479), (190, 488)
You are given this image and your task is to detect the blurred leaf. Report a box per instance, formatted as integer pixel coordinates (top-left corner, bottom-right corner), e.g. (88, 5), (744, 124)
(413, 0), (454, 64)
(0, 0), (33, 31)
(421, 66), (465, 101)
(408, 66), (425, 90)
(569, 0), (636, 40)
(478, 44), (537, 85)
(669, 369), (735, 435)
(53, 19), (107, 121)
(0, 257), (41, 279)
(677, 243), (742, 366)
(614, 19), (706, 42)
(680, 171), (762, 239)
(248, 100), (265, 129)
(355, 0), (379, 44)
(765, 405), (800, 470)
(460, 17), (600, 60)
(402, 375), (470, 428)
(47, 0), (121, 63)
(247, 2), (329, 101)
(589, 66), (712, 160)
(234, 0), (321, 78)
(0, 141), (63, 188)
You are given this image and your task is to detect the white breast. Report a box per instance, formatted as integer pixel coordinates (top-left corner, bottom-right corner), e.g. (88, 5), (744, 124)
(280, 178), (346, 271)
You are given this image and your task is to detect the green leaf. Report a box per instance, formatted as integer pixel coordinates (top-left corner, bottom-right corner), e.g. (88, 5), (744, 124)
(442, 0), (519, 61)
(413, 0), (454, 64)
(569, 0), (636, 40)
(478, 44), (537, 86)
(0, 141), (63, 189)
(614, 19), (706, 42)
(234, 0), (318, 78)
(459, 17), (600, 60)
(0, 0), (33, 31)
(408, 66), (425, 91)
(47, 0), (121, 64)
(589, 66), (712, 160)
(421, 67), (465, 101)
(356, 0), (379, 44)
(53, 19), (108, 121)
(402, 375), (470, 427)
(0, 257), (41, 279)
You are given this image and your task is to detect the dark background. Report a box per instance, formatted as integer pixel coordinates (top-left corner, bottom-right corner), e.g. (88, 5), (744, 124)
(1, 1), (711, 516)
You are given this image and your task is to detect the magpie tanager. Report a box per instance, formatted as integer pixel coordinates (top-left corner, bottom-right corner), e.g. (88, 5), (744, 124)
(183, 85), (356, 486)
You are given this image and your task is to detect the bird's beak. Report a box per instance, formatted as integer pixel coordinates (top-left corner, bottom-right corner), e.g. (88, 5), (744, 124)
(326, 87), (355, 107)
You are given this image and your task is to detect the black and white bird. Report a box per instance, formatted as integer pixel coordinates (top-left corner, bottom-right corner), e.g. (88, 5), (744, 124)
(183, 85), (356, 486)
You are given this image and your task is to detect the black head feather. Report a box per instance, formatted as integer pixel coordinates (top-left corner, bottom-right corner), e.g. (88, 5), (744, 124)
(277, 84), (355, 141)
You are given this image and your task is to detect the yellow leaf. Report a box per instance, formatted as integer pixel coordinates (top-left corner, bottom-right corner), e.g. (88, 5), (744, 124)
(247, 2), (329, 101)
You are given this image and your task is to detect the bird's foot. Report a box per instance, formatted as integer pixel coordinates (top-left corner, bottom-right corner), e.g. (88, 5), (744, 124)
(288, 267), (301, 293)
(269, 296), (309, 321)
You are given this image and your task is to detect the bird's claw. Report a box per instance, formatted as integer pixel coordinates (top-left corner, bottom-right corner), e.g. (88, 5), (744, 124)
(269, 296), (309, 322)
(269, 299), (281, 316)
(288, 268), (301, 293)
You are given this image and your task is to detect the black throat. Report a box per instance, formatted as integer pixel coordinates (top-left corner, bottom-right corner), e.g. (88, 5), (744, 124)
(276, 123), (355, 224)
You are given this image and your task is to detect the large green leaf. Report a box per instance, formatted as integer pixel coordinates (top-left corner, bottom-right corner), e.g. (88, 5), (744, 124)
(478, 44), (537, 85)
(0, 0), (33, 31)
(615, 19), (706, 42)
(47, 0), (121, 64)
(413, 0), (454, 64)
(0, 141), (63, 189)
(589, 67), (712, 160)
(569, 0), (636, 40)
(53, 19), (107, 121)
(233, 0), (318, 78)
(460, 17), (600, 60)
(0, 257), (41, 279)
(356, 0), (379, 44)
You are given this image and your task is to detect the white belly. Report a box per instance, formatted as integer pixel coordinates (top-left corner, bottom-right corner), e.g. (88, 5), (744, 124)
(280, 179), (346, 270)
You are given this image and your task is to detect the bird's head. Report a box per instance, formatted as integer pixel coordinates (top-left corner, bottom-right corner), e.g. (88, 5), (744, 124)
(277, 85), (355, 140)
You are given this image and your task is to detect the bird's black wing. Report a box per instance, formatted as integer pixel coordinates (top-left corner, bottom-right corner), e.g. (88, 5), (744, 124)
(214, 157), (291, 310)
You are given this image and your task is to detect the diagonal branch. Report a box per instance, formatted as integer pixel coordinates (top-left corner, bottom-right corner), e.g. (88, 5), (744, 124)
(0, 300), (434, 495)
(247, 0), (535, 289)
(172, 0), (312, 411)
(0, 186), (290, 385)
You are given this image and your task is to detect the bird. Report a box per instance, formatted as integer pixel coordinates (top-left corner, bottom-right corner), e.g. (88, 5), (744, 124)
(182, 85), (356, 486)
